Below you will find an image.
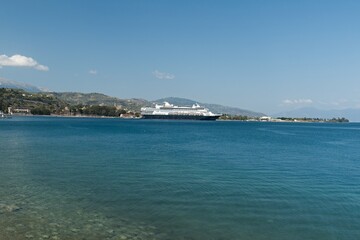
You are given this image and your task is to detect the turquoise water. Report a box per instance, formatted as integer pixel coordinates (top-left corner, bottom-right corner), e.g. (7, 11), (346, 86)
(1, 117), (359, 240)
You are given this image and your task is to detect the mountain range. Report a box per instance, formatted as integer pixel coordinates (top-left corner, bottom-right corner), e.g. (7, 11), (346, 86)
(0, 78), (263, 116)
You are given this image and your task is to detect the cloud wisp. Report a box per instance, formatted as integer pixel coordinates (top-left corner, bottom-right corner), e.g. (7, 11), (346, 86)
(89, 69), (98, 75)
(152, 70), (175, 80)
(282, 99), (313, 105)
(0, 54), (49, 71)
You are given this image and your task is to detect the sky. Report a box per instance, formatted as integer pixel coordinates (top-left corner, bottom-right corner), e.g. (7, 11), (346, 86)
(1, 0), (360, 114)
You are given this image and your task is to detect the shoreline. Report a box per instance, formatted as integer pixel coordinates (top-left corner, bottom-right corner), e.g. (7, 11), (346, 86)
(7, 114), (353, 123)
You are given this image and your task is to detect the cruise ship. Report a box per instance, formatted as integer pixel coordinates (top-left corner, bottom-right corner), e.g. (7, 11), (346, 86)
(141, 102), (221, 120)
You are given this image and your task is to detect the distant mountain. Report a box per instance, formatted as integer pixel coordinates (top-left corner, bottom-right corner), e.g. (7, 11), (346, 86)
(155, 97), (265, 117)
(52, 92), (151, 112)
(274, 107), (360, 122)
(0, 77), (48, 92)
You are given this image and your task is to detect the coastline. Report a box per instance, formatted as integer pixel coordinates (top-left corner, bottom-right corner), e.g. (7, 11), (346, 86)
(7, 114), (352, 123)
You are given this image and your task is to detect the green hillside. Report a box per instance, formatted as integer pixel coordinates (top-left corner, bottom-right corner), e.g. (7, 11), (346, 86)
(0, 88), (67, 115)
(51, 92), (151, 112)
(0, 89), (142, 116)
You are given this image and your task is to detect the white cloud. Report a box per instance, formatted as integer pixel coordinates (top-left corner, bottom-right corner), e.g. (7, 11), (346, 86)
(35, 65), (49, 71)
(89, 69), (97, 75)
(152, 70), (175, 80)
(282, 99), (313, 105)
(0, 54), (49, 71)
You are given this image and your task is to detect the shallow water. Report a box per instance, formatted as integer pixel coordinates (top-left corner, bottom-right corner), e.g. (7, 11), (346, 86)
(1, 117), (359, 239)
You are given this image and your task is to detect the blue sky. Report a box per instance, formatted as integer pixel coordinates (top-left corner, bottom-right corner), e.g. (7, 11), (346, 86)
(1, 0), (360, 114)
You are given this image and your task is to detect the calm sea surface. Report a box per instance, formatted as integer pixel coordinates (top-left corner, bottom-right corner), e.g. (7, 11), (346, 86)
(0, 117), (359, 240)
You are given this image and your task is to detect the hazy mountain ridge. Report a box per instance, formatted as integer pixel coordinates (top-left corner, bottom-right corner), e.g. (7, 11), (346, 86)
(0, 78), (48, 92)
(155, 97), (265, 117)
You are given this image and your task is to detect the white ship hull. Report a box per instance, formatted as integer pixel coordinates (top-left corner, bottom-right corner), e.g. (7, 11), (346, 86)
(141, 114), (220, 120)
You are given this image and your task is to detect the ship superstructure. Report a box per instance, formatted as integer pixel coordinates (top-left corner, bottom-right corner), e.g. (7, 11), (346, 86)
(141, 102), (220, 120)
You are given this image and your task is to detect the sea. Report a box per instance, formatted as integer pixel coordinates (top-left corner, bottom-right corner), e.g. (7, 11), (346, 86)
(0, 117), (359, 240)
